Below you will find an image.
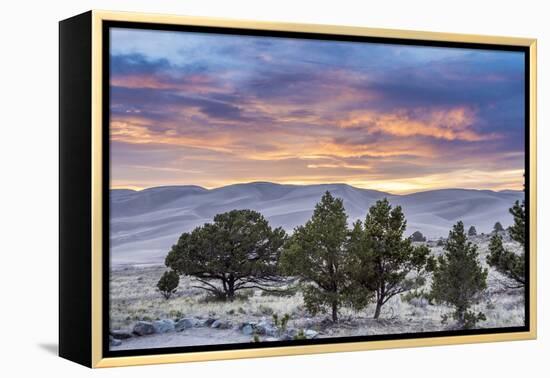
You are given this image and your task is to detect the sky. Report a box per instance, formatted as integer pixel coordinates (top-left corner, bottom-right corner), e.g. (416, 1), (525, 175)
(109, 28), (526, 194)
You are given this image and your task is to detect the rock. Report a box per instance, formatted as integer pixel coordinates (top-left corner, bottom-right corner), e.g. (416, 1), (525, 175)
(256, 322), (278, 337)
(109, 335), (122, 346)
(319, 317), (333, 328)
(286, 328), (299, 337)
(279, 328), (300, 340)
(132, 321), (155, 336)
(300, 318), (316, 329)
(211, 320), (231, 329)
(278, 333), (293, 341)
(241, 324), (255, 335)
(217, 321), (232, 330)
(197, 318), (216, 327)
(110, 330), (132, 340)
(211, 320), (221, 328)
(153, 319), (175, 334)
(304, 329), (319, 339)
(175, 317), (198, 331)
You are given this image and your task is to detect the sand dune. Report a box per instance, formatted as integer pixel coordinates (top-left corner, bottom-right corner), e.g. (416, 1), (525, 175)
(110, 182), (523, 265)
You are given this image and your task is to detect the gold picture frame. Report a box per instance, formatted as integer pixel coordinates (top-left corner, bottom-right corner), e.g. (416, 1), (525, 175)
(59, 10), (537, 368)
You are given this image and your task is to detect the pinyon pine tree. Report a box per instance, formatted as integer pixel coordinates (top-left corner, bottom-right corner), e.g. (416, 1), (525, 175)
(165, 209), (287, 300)
(157, 270), (179, 299)
(468, 226), (477, 237)
(347, 199), (434, 319)
(410, 231), (426, 242)
(487, 199), (525, 288)
(280, 191), (350, 322)
(509, 200), (526, 248)
(431, 221), (488, 329)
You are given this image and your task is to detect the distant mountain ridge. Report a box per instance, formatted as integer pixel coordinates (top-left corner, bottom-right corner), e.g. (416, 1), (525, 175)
(110, 182), (523, 265)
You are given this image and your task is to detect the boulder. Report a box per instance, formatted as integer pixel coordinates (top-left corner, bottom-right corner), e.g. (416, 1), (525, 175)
(211, 320), (231, 329)
(153, 319), (175, 334)
(241, 324), (255, 335)
(304, 329), (319, 339)
(110, 330), (132, 340)
(256, 321), (278, 337)
(301, 318), (315, 329)
(217, 321), (232, 330)
(211, 320), (221, 328)
(109, 335), (122, 347)
(132, 321), (155, 336)
(197, 318), (217, 327)
(278, 333), (293, 341)
(175, 317), (198, 331)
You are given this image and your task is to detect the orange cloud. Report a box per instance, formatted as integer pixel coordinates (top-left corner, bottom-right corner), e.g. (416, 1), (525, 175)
(111, 74), (228, 94)
(111, 120), (237, 153)
(339, 107), (499, 142)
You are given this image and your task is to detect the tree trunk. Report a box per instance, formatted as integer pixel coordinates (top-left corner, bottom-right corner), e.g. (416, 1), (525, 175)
(331, 301), (338, 323)
(456, 307), (465, 327)
(226, 275), (236, 301)
(221, 278), (228, 297)
(374, 300), (383, 319)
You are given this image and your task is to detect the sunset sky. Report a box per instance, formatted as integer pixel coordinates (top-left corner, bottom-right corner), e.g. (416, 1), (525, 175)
(109, 28), (525, 194)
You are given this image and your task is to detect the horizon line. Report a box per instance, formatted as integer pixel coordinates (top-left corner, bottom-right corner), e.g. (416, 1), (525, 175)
(110, 181), (523, 196)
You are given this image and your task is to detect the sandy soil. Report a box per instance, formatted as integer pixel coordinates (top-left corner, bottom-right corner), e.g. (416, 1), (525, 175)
(111, 327), (250, 351)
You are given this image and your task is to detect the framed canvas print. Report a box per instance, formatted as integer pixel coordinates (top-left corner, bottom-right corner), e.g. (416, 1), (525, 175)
(59, 10), (537, 368)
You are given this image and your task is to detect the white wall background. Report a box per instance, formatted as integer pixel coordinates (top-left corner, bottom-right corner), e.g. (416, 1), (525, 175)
(0, 0), (547, 376)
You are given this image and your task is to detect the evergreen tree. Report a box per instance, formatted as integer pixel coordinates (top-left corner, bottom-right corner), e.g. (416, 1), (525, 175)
(487, 199), (525, 288)
(280, 191), (350, 322)
(487, 234), (525, 288)
(348, 199), (435, 319)
(509, 200), (526, 247)
(157, 270), (179, 299)
(468, 226), (477, 237)
(493, 221), (504, 233)
(431, 221), (488, 328)
(410, 231), (426, 242)
(165, 209), (287, 300)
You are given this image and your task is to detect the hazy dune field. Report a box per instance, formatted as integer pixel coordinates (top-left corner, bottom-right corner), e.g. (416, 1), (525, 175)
(110, 183), (523, 265)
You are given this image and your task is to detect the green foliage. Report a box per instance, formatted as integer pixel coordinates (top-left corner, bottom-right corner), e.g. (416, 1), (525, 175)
(156, 270), (179, 299)
(441, 310), (486, 329)
(431, 221), (488, 329)
(347, 198), (435, 319)
(487, 199), (525, 289)
(280, 191), (350, 322)
(168, 309), (184, 319)
(493, 221), (504, 233)
(410, 231), (426, 242)
(509, 200), (525, 247)
(293, 329), (306, 340)
(165, 209), (287, 300)
(468, 226), (477, 237)
(487, 234), (525, 288)
(436, 239), (445, 247)
(260, 286), (297, 297)
(463, 311), (487, 328)
(401, 289), (432, 306)
(272, 313), (290, 332)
